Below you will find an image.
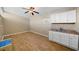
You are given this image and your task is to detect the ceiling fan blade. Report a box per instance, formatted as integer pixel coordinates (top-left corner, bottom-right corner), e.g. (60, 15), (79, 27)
(33, 11), (39, 14)
(25, 11), (29, 13)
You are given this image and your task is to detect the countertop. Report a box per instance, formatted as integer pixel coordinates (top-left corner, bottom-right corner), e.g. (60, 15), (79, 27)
(50, 29), (79, 35)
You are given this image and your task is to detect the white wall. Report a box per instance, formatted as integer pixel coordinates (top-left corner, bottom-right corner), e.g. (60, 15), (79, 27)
(2, 12), (29, 35)
(0, 15), (4, 36)
(30, 16), (50, 37)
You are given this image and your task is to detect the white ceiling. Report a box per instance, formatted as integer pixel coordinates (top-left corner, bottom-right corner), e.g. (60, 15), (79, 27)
(1, 7), (76, 18)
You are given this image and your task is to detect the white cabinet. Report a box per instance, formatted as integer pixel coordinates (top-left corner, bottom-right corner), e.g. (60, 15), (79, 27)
(50, 10), (76, 23)
(49, 31), (53, 40)
(49, 31), (79, 50)
(59, 33), (69, 46)
(69, 34), (78, 50)
(52, 32), (60, 43)
(49, 31), (60, 42)
(49, 31), (62, 43)
(67, 10), (76, 23)
(56, 12), (67, 23)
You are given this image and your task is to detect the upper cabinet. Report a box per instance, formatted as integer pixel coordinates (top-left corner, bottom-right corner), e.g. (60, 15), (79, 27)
(50, 10), (76, 23)
(67, 10), (76, 23)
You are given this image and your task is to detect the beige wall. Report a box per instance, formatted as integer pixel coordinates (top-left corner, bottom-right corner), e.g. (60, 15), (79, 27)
(30, 8), (79, 37)
(0, 15), (4, 36)
(30, 16), (50, 37)
(2, 12), (29, 35)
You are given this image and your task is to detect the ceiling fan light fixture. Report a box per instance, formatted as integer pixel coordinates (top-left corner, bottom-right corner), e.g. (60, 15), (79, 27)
(23, 7), (39, 16)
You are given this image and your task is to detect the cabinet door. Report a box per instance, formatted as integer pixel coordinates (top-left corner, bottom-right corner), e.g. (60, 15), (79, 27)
(49, 31), (58, 42)
(58, 12), (67, 23)
(51, 32), (57, 42)
(49, 31), (60, 42)
(67, 10), (76, 23)
(69, 34), (78, 50)
(52, 32), (61, 43)
(58, 33), (69, 46)
(50, 12), (67, 23)
(49, 31), (53, 40)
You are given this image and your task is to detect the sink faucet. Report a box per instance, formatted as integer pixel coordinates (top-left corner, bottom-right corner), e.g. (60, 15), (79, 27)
(60, 28), (63, 31)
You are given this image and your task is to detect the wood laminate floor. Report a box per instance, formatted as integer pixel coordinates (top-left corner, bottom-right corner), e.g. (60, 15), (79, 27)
(3, 32), (73, 51)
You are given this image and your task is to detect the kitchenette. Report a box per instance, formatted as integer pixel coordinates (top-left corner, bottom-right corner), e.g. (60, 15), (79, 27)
(49, 9), (79, 50)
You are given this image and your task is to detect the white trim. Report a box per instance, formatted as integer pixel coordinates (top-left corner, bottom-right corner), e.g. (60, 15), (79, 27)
(30, 30), (48, 37)
(0, 30), (48, 38)
(4, 31), (29, 37)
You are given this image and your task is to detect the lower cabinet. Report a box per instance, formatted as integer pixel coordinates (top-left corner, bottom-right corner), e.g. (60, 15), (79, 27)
(59, 33), (69, 47)
(49, 31), (79, 50)
(69, 35), (79, 50)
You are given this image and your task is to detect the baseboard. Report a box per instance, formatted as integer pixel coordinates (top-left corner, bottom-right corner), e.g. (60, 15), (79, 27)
(30, 30), (48, 37)
(4, 31), (29, 37)
(1, 30), (48, 38)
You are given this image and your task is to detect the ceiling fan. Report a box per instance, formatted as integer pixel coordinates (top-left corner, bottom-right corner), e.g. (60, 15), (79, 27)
(23, 7), (39, 15)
